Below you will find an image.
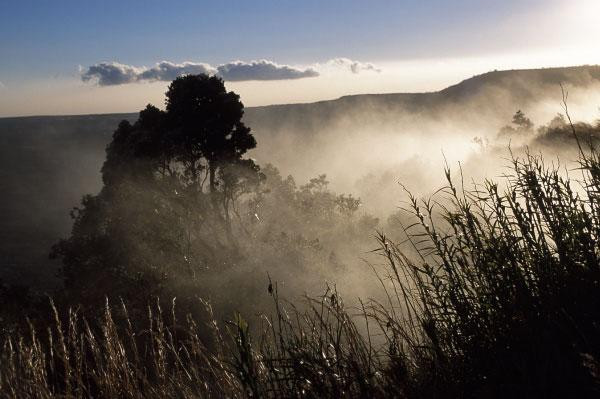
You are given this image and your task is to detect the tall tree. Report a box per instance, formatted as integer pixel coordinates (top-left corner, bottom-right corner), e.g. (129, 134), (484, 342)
(52, 74), (260, 307)
(165, 74), (257, 193)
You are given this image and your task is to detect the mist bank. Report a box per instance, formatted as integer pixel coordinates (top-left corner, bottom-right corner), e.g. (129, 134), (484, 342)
(1, 65), (600, 287)
(246, 65), (600, 191)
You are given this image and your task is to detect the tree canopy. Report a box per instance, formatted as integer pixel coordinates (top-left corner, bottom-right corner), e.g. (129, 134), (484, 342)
(51, 74), (261, 306)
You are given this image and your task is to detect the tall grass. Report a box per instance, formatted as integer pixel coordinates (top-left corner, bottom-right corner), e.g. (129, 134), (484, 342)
(229, 144), (600, 398)
(0, 299), (240, 398)
(3, 143), (600, 398)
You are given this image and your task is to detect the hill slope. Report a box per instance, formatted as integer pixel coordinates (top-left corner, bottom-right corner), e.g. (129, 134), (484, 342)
(1, 65), (600, 287)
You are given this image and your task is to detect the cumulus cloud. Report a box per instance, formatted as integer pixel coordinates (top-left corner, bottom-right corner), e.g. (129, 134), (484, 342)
(138, 61), (216, 82)
(321, 58), (381, 74)
(81, 59), (319, 86)
(217, 60), (318, 81)
(81, 58), (380, 86)
(81, 62), (143, 86)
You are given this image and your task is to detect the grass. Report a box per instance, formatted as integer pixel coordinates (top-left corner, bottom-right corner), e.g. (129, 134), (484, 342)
(3, 140), (600, 397)
(0, 299), (239, 398)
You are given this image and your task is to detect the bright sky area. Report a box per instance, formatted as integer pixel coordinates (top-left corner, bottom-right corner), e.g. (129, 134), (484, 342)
(1, 0), (599, 116)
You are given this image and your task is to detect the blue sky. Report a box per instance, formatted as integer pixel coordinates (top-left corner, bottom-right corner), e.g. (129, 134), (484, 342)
(1, 0), (598, 116)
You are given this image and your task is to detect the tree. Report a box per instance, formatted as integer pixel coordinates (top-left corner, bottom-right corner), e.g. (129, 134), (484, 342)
(498, 109), (534, 138)
(51, 74), (261, 307)
(164, 74), (257, 194)
(512, 109), (533, 131)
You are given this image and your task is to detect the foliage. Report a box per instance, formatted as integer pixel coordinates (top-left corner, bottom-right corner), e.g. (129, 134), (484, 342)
(49, 75), (377, 316)
(9, 78), (600, 397)
(4, 137), (600, 397)
(498, 109), (534, 138)
(50, 75), (261, 308)
(534, 113), (600, 146)
(0, 299), (240, 398)
(224, 142), (600, 398)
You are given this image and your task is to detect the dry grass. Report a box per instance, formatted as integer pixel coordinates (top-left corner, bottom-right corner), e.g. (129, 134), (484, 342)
(0, 298), (241, 398)
(3, 141), (600, 398)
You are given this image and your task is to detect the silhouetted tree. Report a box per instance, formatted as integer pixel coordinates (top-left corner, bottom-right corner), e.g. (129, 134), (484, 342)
(498, 109), (534, 138)
(50, 74), (371, 316)
(164, 74), (257, 194)
(51, 74), (261, 308)
(511, 109), (533, 130)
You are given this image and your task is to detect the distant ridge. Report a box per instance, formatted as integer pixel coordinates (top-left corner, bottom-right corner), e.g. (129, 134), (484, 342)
(243, 65), (600, 136)
(2, 64), (599, 121)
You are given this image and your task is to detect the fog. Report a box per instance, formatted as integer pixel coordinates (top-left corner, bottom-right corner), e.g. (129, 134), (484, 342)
(246, 65), (600, 215)
(1, 65), (600, 320)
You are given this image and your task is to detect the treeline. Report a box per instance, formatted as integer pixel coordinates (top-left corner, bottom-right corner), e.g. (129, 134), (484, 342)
(497, 109), (600, 145)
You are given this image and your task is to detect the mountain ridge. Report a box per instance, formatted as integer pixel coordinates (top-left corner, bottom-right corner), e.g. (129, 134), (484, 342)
(2, 64), (599, 121)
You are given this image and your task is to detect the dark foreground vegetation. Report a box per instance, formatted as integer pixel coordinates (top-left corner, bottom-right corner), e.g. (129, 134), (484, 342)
(2, 75), (600, 398)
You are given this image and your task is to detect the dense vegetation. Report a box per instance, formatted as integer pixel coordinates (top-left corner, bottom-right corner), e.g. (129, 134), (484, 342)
(2, 75), (600, 398)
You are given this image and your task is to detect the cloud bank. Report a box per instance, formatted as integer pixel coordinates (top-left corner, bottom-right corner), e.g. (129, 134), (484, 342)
(81, 58), (378, 86)
(82, 60), (317, 86)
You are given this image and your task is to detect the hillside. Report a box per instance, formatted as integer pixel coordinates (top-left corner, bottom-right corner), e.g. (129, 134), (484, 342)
(1, 65), (599, 287)
(246, 65), (600, 135)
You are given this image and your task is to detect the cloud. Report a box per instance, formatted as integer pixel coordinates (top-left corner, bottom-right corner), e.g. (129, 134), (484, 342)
(81, 60), (319, 86)
(81, 62), (143, 86)
(217, 60), (318, 81)
(138, 61), (216, 82)
(0, 81), (5, 89)
(321, 58), (381, 74)
(81, 58), (380, 86)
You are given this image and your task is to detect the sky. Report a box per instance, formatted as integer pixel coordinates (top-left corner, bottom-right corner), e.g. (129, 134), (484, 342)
(1, 0), (599, 117)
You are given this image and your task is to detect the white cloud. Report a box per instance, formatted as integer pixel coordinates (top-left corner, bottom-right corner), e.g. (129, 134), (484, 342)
(318, 58), (381, 74)
(139, 61), (216, 82)
(217, 60), (318, 81)
(80, 58), (380, 86)
(81, 59), (319, 86)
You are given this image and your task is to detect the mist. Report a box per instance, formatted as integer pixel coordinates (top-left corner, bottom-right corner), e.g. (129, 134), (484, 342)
(3, 60), (600, 398)
(2, 66), (600, 313)
(246, 66), (600, 213)
(6, 0), (600, 392)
